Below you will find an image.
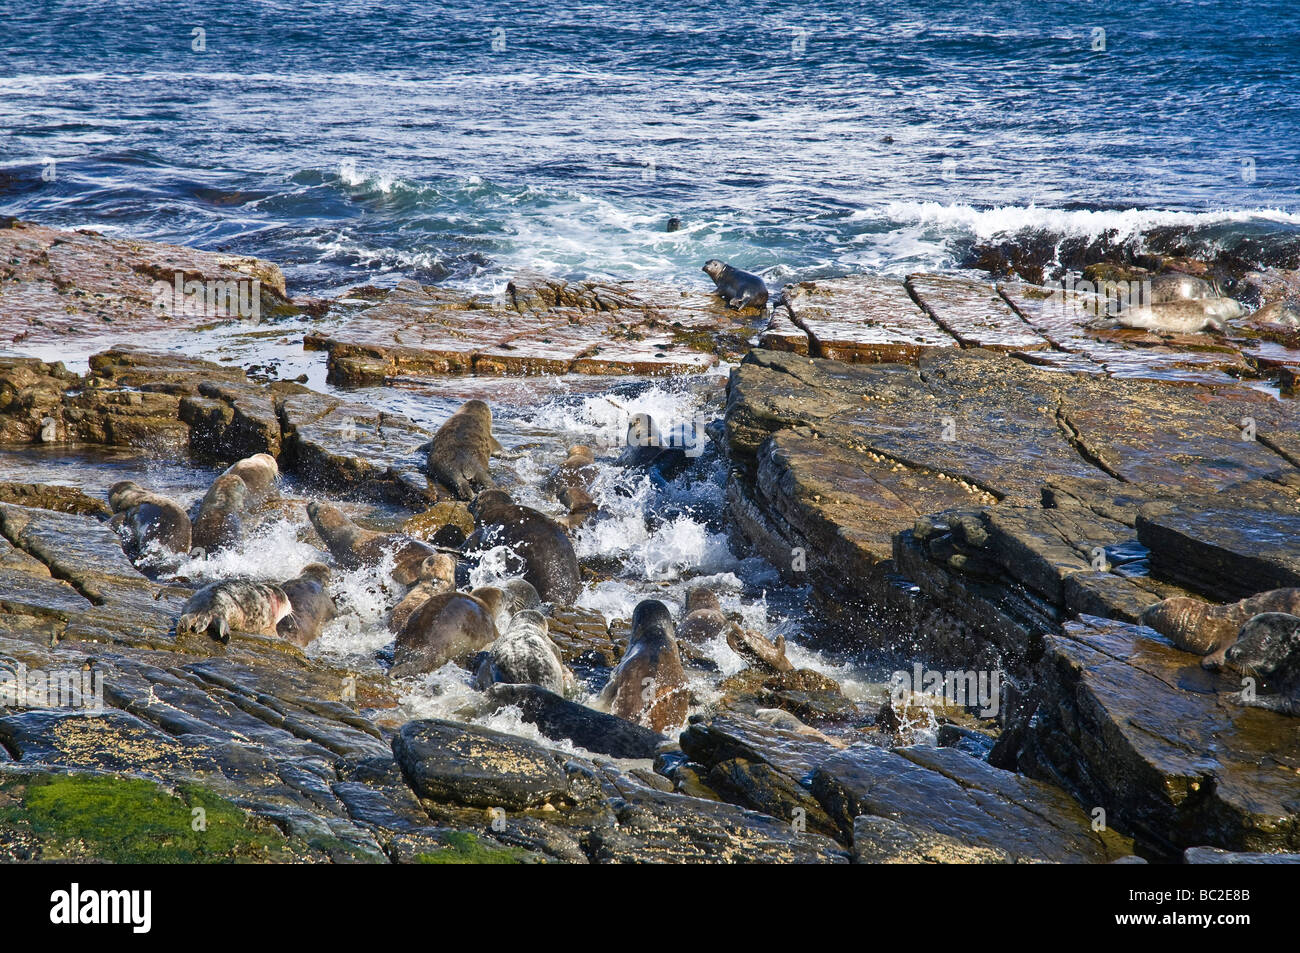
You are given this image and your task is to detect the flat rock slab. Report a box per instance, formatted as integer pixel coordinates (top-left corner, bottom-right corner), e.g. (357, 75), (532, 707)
(1003, 615), (1300, 857)
(0, 219), (289, 351)
(908, 273), (1050, 351)
(783, 276), (955, 363)
(1136, 498), (1300, 601)
(811, 743), (1133, 862)
(320, 278), (723, 382)
(393, 719), (569, 810)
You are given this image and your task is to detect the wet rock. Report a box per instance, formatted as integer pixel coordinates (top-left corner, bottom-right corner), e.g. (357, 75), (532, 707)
(1136, 497), (1300, 601)
(0, 220), (289, 354)
(783, 276), (955, 363)
(851, 814), (1013, 864)
(908, 273), (1050, 352)
(481, 683), (665, 760)
(393, 719), (569, 811)
(811, 743), (1133, 862)
(582, 786), (849, 864)
(0, 482), (111, 517)
(998, 615), (1300, 857)
(1183, 847), (1300, 864)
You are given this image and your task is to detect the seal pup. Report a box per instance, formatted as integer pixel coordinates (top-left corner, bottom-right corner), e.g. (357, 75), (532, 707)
(1225, 612), (1300, 715)
(306, 500), (438, 586)
(1140, 588), (1300, 669)
(391, 590), (499, 678)
(473, 609), (575, 696)
(702, 259), (768, 311)
(389, 554), (457, 633)
(276, 563), (338, 647)
(466, 490), (581, 605)
(191, 473), (249, 555)
(676, 586), (741, 645)
(425, 399), (500, 500)
(177, 579), (291, 644)
(108, 481), (192, 561)
(597, 599), (689, 732)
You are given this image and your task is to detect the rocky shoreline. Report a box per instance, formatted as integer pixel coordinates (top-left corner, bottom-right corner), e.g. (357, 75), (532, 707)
(1, 218), (1298, 863)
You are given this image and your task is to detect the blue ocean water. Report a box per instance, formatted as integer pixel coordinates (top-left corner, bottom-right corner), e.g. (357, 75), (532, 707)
(2, 0), (1298, 295)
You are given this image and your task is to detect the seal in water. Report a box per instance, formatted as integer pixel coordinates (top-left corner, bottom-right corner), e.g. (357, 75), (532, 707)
(702, 259), (769, 311)
(425, 399), (500, 500)
(388, 554), (457, 633)
(676, 586), (740, 645)
(191, 473), (249, 555)
(473, 609), (574, 696)
(306, 500), (439, 586)
(276, 563), (338, 647)
(615, 412), (697, 481)
(177, 580), (290, 644)
(597, 599), (689, 732)
(1225, 612), (1300, 715)
(391, 591), (499, 678)
(543, 445), (597, 500)
(466, 490), (581, 604)
(108, 481), (192, 561)
(1140, 588), (1300, 669)
(222, 452), (279, 507)
(556, 485), (599, 532)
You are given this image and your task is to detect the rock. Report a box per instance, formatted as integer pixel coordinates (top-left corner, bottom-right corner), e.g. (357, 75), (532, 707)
(0, 220), (290, 354)
(908, 273), (1050, 352)
(1137, 497), (1300, 601)
(783, 276), (955, 363)
(481, 684), (665, 760)
(810, 743), (1134, 862)
(393, 719), (569, 810)
(851, 814), (1013, 864)
(0, 483), (110, 517)
(1183, 847), (1300, 864)
(998, 615), (1300, 858)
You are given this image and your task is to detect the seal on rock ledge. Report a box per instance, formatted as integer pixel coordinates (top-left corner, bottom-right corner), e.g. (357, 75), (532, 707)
(178, 579), (290, 644)
(1225, 612), (1300, 715)
(425, 399), (500, 500)
(1140, 588), (1300, 669)
(276, 563), (338, 647)
(702, 259), (768, 312)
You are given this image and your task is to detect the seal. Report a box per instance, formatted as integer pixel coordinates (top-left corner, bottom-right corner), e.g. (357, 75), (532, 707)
(1140, 588), (1300, 669)
(391, 590), (498, 678)
(466, 490), (582, 604)
(676, 586), (740, 645)
(388, 554), (457, 633)
(425, 399), (500, 500)
(177, 579), (290, 644)
(191, 473), (249, 555)
(473, 609), (575, 696)
(501, 577), (541, 613)
(556, 485), (599, 532)
(107, 480), (192, 562)
(276, 563), (338, 647)
(597, 599), (689, 732)
(543, 445), (597, 500)
(1113, 298), (1240, 334)
(222, 452), (279, 507)
(306, 500), (438, 586)
(702, 259), (768, 311)
(614, 412), (697, 481)
(1225, 612), (1300, 715)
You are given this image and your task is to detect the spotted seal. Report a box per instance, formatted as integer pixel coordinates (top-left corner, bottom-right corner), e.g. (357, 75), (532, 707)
(177, 579), (291, 644)
(702, 259), (768, 311)
(473, 609), (574, 695)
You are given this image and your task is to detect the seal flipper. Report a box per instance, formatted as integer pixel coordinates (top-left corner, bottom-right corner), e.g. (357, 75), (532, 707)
(210, 617), (231, 644)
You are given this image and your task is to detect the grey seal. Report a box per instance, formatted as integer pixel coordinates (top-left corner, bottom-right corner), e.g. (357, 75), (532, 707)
(276, 562), (338, 647)
(425, 399), (500, 500)
(473, 609), (574, 695)
(108, 480), (192, 562)
(702, 259), (768, 311)
(597, 599), (689, 732)
(177, 579), (291, 644)
(466, 490), (581, 605)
